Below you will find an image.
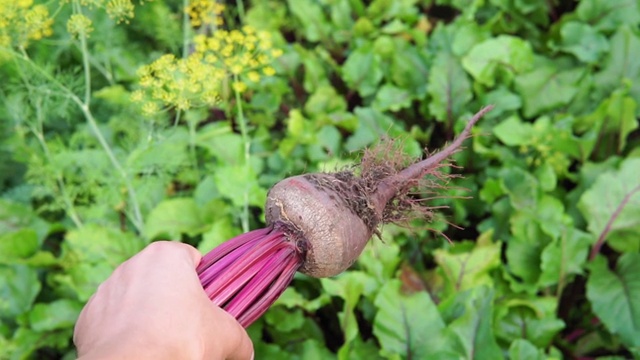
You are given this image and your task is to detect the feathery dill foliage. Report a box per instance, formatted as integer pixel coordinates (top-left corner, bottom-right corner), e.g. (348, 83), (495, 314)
(132, 25), (282, 115)
(0, 0), (54, 47)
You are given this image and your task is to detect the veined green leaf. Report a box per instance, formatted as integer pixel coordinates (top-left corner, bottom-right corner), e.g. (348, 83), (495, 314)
(576, 0), (640, 32)
(514, 65), (584, 118)
(594, 26), (640, 114)
(434, 234), (501, 296)
(587, 254), (640, 348)
(508, 339), (546, 360)
(427, 51), (472, 124)
(145, 198), (207, 239)
(578, 158), (640, 253)
(559, 21), (609, 64)
(0, 264), (40, 319)
(342, 43), (384, 97)
(538, 228), (591, 287)
(286, 0), (331, 42)
(461, 35), (534, 87)
(373, 280), (445, 358)
(28, 299), (83, 332)
(439, 286), (504, 360)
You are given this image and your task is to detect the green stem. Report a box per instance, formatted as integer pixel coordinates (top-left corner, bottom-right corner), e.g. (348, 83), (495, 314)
(182, 0), (191, 58)
(236, 0), (246, 24)
(79, 103), (144, 232)
(233, 74), (250, 233)
(187, 114), (200, 178)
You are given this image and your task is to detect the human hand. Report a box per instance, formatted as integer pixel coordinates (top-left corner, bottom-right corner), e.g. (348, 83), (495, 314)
(74, 241), (253, 360)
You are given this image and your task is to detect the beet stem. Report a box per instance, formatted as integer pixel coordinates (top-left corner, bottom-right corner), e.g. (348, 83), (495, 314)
(198, 226), (303, 327)
(375, 105), (494, 210)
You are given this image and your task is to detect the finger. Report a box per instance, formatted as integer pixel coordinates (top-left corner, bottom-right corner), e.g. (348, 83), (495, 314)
(205, 306), (254, 360)
(141, 241), (203, 269)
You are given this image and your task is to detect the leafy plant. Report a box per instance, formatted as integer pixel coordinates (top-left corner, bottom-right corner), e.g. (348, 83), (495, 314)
(1, 0), (639, 359)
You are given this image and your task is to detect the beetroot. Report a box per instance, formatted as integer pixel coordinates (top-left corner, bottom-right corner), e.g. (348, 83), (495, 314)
(198, 106), (493, 327)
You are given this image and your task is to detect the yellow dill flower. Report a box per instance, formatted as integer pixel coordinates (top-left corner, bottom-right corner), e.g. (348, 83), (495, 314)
(134, 25), (282, 114)
(232, 81), (247, 93)
(192, 27), (282, 82)
(106, 0), (135, 24)
(66, 13), (93, 38)
(0, 1), (54, 47)
(263, 66), (276, 76)
(247, 71), (260, 82)
(186, 0), (224, 28)
(142, 102), (160, 116)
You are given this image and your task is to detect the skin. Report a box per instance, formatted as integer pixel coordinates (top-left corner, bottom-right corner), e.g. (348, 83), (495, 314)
(74, 241), (254, 360)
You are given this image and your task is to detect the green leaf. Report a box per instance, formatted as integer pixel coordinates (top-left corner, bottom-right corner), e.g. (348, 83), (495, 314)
(197, 216), (239, 253)
(0, 200), (49, 246)
(480, 86), (523, 118)
(286, 0), (331, 42)
(145, 198), (207, 239)
(500, 167), (539, 210)
(439, 286), (504, 360)
(322, 272), (376, 345)
(575, 89), (639, 155)
(356, 239), (401, 281)
(213, 165), (267, 209)
(461, 35), (534, 87)
(127, 128), (190, 174)
(196, 123), (244, 166)
(0, 229), (38, 261)
(342, 43), (384, 97)
(493, 115), (533, 146)
(373, 280), (445, 358)
(346, 107), (419, 153)
(576, 0), (640, 32)
(427, 51), (473, 123)
(304, 85), (347, 117)
(514, 64), (584, 118)
(578, 158), (640, 253)
(263, 306), (305, 332)
(0, 264), (40, 319)
(594, 26), (640, 113)
(434, 236), (501, 295)
(538, 228), (591, 287)
(587, 254), (640, 348)
(28, 299), (83, 332)
(54, 225), (147, 301)
(508, 339), (547, 360)
(372, 85), (412, 112)
(495, 297), (565, 348)
(559, 21), (609, 64)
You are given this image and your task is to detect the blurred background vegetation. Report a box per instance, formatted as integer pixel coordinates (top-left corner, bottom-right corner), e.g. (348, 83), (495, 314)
(1, 0), (639, 358)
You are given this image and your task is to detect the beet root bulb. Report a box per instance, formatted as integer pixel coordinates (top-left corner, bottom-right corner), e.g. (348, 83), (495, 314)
(266, 106), (494, 278)
(265, 174), (375, 277)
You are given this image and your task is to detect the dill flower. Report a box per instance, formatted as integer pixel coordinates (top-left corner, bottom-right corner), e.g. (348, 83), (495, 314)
(0, 0), (54, 47)
(187, 0), (224, 28)
(66, 13), (94, 38)
(105, 0), (135, 24)
(133, 25), (282, 113)
(193, 26), (281, 83)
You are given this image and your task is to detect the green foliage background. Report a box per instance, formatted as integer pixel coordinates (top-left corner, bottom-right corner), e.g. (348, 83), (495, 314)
(1, 0), (640, 359)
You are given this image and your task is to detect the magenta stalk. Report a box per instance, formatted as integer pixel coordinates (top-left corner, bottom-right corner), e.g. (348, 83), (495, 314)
(197, 225), (303, 328)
